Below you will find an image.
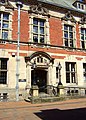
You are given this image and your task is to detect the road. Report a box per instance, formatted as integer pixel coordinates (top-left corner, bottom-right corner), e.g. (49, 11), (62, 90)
(0, 98), (86, 120)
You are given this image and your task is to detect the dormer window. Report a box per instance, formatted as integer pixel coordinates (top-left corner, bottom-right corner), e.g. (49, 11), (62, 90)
(73, 0), (86, 10)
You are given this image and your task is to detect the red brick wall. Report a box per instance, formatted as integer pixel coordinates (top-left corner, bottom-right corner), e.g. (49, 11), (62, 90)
(12, 10), (29, 42)
(76, 23), (80, 48)
(49, 17), (63, 46)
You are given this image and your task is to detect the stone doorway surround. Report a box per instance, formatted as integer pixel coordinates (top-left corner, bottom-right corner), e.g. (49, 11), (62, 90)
(25, 51), (54, 92)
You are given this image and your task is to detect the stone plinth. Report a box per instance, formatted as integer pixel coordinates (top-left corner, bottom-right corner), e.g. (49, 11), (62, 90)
(31, 85), (39, 97)
(58, 85), (64, 96)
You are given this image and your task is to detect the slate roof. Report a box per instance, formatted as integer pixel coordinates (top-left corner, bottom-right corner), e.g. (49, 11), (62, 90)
(37, 0), (86, 14)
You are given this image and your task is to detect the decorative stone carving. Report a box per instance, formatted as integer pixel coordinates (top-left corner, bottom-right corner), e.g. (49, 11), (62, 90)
(25, 51), (54, 66)
(79, 15), (86, 24)
(0, 0), (7, 5)
(0, 0), (13, 9)
(61, 11), (76, 23)
(0, 6), (5, 11)
(29, 3), (49, 15)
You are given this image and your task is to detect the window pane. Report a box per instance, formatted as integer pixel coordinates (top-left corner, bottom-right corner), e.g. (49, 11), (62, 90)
(40, 27), (44, 34)
(66, 63), (69, 71)
(40, 20), (44, 26)
(33, 26), (38, 33)
(1, 59), (7, 69)
(0, 71), (7, 84)
(3, 14), (9, 20)
(40, 36), (44, 43)
(2, 23), (9, 28)
(65, 39), (68, 46)
(33, 18), (38, 25)
(69, 32), (73, 38)
(64, 31), (68, 38)
(71, 63), (75, 71)
(69, 26), (73, 31)
(81, 41), (85, 48)
(70, 40), (73, 47)
(66, 73), (70, 83)
(81, 34), (84, 40)
(33, 34), (38, 42)
(71, 73), (75, 83)
(2, 31), (8, 39)
(81, 29), (84, 34)
(64, 25), (68, 30)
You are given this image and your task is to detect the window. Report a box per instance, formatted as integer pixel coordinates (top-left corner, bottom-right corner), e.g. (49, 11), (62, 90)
(81, 28), (86, 49)
(83, 63), (86, 81)
(0, 58), (8, 84)
(64, 25), (74, 47)
(33, 18), (45, 43)
(78, 3), (84, 9)
(65, 62), (76, 83)
(0, 12), (9, 39)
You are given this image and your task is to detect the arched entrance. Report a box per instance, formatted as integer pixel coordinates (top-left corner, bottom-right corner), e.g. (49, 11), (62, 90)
(31, 69), (47, 92)
(25, 51), (54, 93)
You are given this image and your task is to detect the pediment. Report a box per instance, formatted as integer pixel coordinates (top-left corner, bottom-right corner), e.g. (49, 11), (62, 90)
(29, 3), (49, 16)
(62, 11), (76, 23)
(25, 51), (54, 65)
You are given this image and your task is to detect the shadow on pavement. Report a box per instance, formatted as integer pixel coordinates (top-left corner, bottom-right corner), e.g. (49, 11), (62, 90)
(34, 107), (86, 120)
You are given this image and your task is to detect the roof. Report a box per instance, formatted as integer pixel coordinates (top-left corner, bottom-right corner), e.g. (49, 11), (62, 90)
(37, 0), (86, 14)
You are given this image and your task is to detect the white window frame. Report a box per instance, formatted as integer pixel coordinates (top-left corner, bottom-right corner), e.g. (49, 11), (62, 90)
(33, 18), (45, 43)
(64, 24), (75, 47)
(80, 28), (86, 49)
(29, 14), (50, 44)
(65, 62), (76, 84)
(0, 12), (9, 39)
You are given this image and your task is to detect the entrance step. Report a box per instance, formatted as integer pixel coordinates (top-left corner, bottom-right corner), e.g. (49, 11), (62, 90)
(39, 92), (51, 98)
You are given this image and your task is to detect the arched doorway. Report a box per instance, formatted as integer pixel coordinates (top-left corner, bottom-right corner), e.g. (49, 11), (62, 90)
(31, 69), (47, 92)
(25, 51), (54, 93)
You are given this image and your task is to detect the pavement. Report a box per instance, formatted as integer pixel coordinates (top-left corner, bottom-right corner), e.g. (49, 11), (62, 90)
(0, 98), (86, 120)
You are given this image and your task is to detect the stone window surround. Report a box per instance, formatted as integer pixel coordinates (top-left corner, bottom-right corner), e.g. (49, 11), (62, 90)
(79, 24), (86, 49)
(29, 13), (50, 44)
(65, 62), (77, 84)
(62, 21), (76, 48)
(0, 6), (12, 40)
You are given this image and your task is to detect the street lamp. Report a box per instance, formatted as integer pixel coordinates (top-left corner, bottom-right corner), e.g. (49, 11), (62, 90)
(58, 62), (62, 86)
(16, 0), (23, 101)
(32, 60), (37, 85)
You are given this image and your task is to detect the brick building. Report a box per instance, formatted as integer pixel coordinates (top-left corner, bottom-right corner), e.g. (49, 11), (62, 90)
(0, 0), (86, 101)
